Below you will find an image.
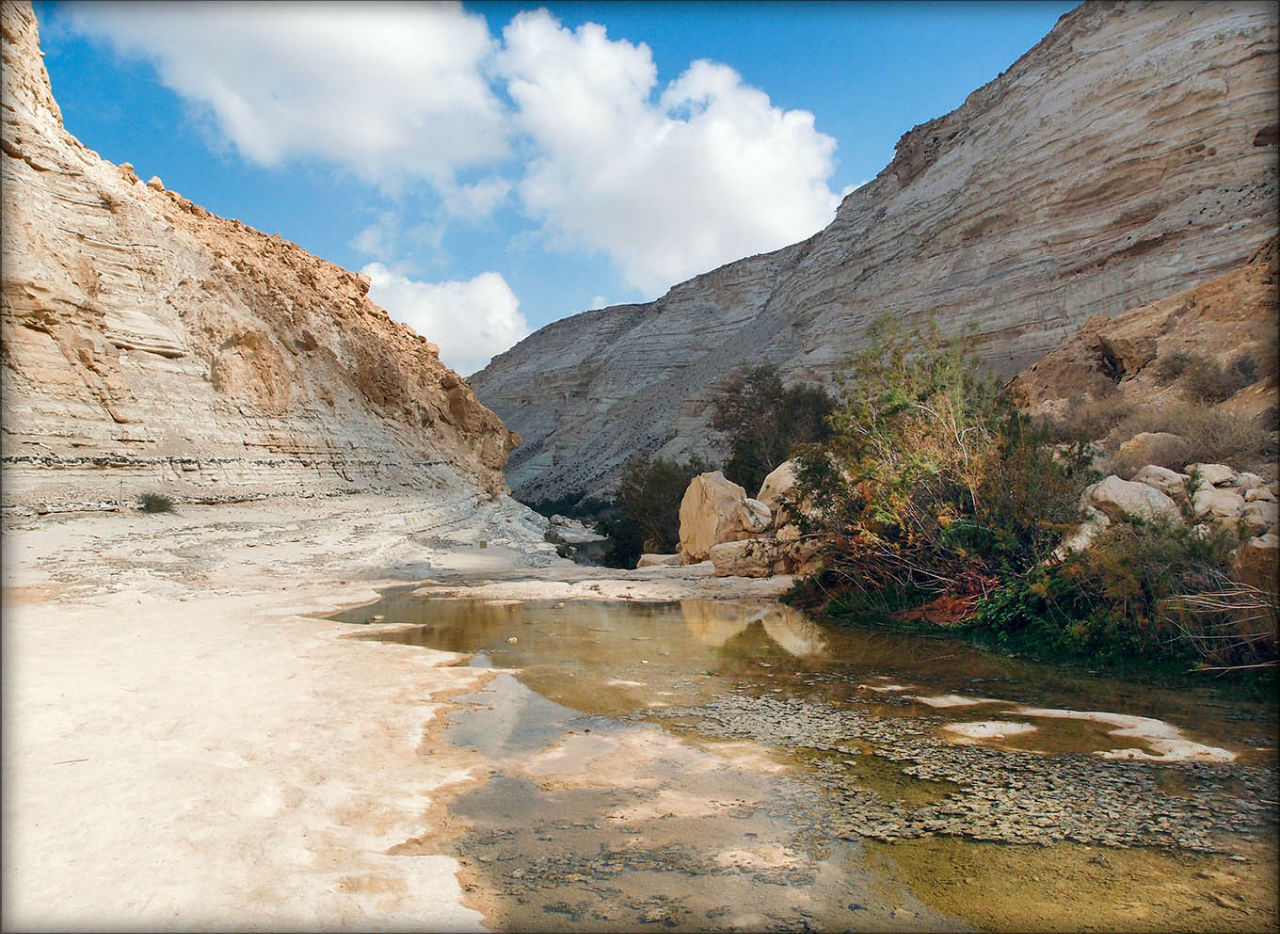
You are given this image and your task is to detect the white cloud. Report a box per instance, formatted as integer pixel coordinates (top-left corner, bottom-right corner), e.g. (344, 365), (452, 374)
(63, 5), (843, 303)
(362, 263), (529, 376)
(436, 175), (512, 220)
(590, 295), (608, 310)
(497, 10), (840, 295)
(63, 1), (507, 186)
(350, 211), (400, 260)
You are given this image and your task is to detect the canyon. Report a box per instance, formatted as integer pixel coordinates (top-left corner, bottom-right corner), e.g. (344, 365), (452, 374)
(1, 1), (517, 513)
(472, 0), (1278, 504)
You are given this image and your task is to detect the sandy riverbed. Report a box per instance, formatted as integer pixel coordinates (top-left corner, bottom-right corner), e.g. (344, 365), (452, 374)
(1, 493), (786, 931)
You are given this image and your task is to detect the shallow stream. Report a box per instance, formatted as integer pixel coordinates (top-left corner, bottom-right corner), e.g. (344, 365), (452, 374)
(331, 595), (1278, 931)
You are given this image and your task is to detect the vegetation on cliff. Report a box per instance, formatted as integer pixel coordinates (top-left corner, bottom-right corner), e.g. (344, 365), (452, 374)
(784, 316), (1277, 676)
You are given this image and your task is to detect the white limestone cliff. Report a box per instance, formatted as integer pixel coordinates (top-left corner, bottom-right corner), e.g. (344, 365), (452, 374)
(472, 0), (1278, 503)
(1, 2), (519, 512)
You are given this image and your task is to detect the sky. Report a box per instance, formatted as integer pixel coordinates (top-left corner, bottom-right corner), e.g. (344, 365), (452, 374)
(35, 1), (1079, 376)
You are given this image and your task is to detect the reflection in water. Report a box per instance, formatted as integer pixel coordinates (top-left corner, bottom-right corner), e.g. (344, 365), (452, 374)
(330, 595), (1277, 932)
(679, 600), (828, 657)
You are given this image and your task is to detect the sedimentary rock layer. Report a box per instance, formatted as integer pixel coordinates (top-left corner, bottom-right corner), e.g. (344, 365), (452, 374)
(1009, 235), (1278, 422)
(1, 2), (518, 511)
(473, 0), (1278, 503)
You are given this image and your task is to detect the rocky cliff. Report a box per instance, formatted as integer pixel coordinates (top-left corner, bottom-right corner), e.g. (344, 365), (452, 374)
(1009, 235), (1278, 426)
(472, 0), (1278, 504)
(1, 2), (519, 512)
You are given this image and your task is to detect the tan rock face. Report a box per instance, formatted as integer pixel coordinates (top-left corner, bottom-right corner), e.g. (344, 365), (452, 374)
(1086, 476), (1184, 526)
(677, 471), (772, 562)
(474, 1), (1279, 502)
(1009, 236), (1278, 442)
(0, 2), (518, 511)
(1130, 464), (1190, 504)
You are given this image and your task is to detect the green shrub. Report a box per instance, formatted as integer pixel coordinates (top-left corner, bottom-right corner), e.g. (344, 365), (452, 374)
(710, 364), (836, 493)
(598, 454), (712, 568)
(967, 518), (1275, 669)
(793, 315), (1089, 609)
(138, 492), (175, 513)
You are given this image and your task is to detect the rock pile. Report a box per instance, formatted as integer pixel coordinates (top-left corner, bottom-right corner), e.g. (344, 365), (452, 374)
(637, 461), (820, 577)
(1057, 460), (1279, 592)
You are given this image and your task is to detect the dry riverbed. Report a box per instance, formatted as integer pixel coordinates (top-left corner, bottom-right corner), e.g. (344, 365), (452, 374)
(1, 493), (785, 930)
(2, 493), (1275, 931)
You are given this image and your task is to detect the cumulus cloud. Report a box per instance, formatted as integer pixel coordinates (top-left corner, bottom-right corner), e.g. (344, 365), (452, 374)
(63, 4), (843, 301)
(63, 1), (507, 185)
(498, 11), (841, 294)
(362, 263), (529, 376)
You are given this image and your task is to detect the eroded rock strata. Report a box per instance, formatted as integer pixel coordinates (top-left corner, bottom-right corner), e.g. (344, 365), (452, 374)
(1, 2), (518, 512)
(473, 0), (1278, 503)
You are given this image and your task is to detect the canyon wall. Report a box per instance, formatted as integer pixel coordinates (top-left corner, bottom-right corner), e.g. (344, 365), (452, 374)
(1, 2), (519, 512)
(472, 0), (1278, 503)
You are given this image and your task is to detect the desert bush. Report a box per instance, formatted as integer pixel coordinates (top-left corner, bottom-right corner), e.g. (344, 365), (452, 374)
(710, 364), (835, 493)
(1040, 390), (1132, 445)
(1180, 352), (1257, 404)
(1106, 402), (1272, 472)
(598, 454), (712, 568)
(969, 518), (1275, 669)
(1151, 351), (1194, 386)
(138, 492), (175, 513)
(793, 315), (1089, 609)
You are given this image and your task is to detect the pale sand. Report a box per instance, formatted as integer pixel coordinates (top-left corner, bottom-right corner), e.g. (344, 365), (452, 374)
(1, 493), (789, 930)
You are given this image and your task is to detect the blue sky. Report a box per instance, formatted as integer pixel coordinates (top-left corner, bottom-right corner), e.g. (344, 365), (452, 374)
(35, 1), (1078, 375)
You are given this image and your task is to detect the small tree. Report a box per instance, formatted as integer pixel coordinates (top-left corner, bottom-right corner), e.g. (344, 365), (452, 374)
(710, 364), (835, 493)
(792, 314), (1086, 604)
(601, 454), (712, 568)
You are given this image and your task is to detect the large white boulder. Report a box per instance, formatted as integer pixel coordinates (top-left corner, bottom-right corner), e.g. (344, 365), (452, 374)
(708, 539), (787, 578)
(1192, 486), (1245, 523)
(1053, 506), (1111, 560)
(757, 460), (799, 515)
(1241, 499), (1279, 537)
(636, 553), (683, 568)
(678, 471), (773, 562)
(1187, 463), (1237, 488)
(1130, 464), (1189, 504)
(1085, 475), (1183, 525)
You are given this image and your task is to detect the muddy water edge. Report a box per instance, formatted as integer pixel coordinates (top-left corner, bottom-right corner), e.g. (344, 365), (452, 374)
(331, 594), (1279, 932)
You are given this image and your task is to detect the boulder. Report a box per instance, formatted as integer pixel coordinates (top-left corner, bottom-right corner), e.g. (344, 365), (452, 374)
(742, 498), (773, 534)
(1053, 506), (1111, 560)
(1234, 472), (1266, 491)
(757, 460), (799, 515)
(1187, 463), (1236, 488)
(1191, 487), (1246, 523)
(1130, 464), (1189, 504)
(636, 553), (683, 568)
(1097, 332), (1158, 378)
(1240, 499), (1279, 537)
(1112, 433), (1191, 473)
(678, 471), (773, 562)
(1245, 486), (1277, 503)
(1085, 476), (1182, 525)
(1233, 533), (1279, 594)
(708, 539), (787, 578)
